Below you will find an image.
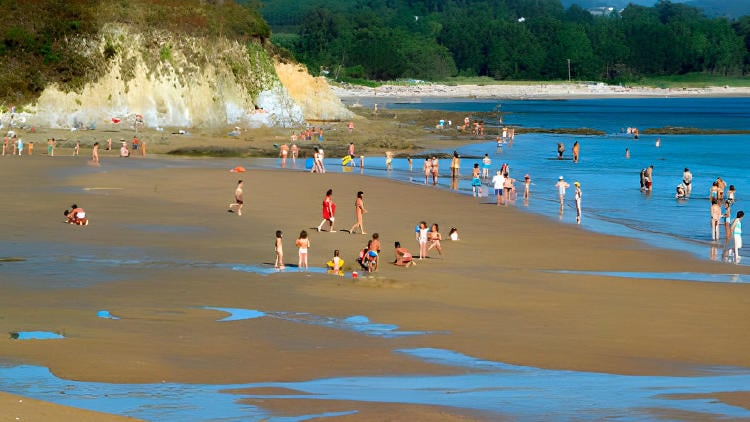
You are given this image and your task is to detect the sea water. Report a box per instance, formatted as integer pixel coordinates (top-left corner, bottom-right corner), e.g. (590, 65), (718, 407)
(333, 97), (750, 264)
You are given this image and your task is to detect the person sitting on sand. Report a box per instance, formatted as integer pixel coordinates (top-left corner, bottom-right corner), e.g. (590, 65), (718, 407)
(394, 241), (415, 267)
(449, 227), (459, 241)
(327, 249), (344, 275)
(64, 204), (88, 226)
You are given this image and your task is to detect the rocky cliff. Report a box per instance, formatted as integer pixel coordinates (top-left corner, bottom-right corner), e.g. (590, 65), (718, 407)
(26, 24), (351, 130)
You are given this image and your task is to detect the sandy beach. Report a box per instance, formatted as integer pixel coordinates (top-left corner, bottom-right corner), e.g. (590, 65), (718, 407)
(1, 144), (750, 420)
(331, 81), (750, 100)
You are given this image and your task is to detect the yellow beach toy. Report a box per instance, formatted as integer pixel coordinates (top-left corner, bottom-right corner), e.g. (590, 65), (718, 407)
(326, 259), (345, 276)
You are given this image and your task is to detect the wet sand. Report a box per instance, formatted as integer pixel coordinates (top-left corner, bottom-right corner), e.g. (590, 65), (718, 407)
(1, 154), (750, 420)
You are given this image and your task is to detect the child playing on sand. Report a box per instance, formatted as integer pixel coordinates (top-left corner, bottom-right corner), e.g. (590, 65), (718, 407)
(393, 242), (415, 267)
(427, 223), (443, 256)
(274, 230), (285, 270)
(296, 230), (310, 271)
(417, 221), (429, 259)
(327, 249), (344, 275)
(227, 180), (243, 216)
(449, 227), (459, 241)
(367, 233), (381, 272)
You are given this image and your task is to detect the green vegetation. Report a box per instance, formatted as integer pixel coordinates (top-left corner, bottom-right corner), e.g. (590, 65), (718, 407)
(261, 0), (750, 84)
(0, 0), (271, 105)
(633, 73), (750, 88)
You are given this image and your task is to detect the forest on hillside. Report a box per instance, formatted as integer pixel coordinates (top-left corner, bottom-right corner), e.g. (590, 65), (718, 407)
(258, 0), (750, 82)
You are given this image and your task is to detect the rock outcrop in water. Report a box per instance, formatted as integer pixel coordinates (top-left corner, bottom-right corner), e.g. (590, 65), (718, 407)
(26, 24), (351, 130)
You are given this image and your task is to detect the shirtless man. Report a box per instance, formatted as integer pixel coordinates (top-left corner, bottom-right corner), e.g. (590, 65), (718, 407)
(682, 168), (693, 195)
(290, 143), (298, 166)
(227, 180), (244, 216)
(572, 141), (580, 163)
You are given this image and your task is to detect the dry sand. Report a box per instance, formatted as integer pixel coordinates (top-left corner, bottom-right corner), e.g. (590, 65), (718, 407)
(331, 81), (750, 100)
(1, 150), (750, 420)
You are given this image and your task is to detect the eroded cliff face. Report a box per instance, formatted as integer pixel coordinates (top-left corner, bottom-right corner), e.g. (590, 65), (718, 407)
(274, 61), (353, 122)
(27, 24), (350, 129)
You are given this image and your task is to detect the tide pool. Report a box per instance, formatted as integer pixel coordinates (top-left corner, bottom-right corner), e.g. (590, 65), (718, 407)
(1, 348), (749, 421)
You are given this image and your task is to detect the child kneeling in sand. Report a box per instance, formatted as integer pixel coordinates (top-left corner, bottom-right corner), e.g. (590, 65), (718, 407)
(64, 204), (88, 226)
(393, 242), (415, 267)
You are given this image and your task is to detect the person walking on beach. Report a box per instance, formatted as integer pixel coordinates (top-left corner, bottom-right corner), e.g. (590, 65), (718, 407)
(574, 182), (582, 224)
(91, 142), (100, 165)
(683, 168), (693, 196)
(227, 180), (244, 216)
(274, 230), (285, 270)
(317, 189), (336, 232)
(73, 141), (80, 157)
(296, 230), (310, 271)
(47, 138), (55, 157)
(492, 170), (505, 205)
(572, 141), (580, 163)
(730, 210), (744, 263)
(556, 176), (570, 212)
(349, 191), (368, 235)
(423, 158), (430, 184)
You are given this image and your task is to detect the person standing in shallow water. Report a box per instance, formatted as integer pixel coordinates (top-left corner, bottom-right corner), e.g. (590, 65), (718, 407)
(574, 181), (582, 224)
(572, 141), (580, 163)
(683, 168), (693, 196)
(730, 210), (744, 263)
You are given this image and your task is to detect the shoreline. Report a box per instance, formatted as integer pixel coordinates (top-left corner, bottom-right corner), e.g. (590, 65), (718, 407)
(331, 81), (750, 100)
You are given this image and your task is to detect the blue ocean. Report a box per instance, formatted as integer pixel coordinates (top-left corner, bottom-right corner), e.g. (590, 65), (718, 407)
(343, 97), (750, 264)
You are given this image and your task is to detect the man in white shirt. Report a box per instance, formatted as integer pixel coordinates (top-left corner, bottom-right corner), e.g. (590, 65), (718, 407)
(492, 170), (505, 206)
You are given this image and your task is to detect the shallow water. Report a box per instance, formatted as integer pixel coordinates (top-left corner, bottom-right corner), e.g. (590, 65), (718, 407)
(1, 347), (749, 420)
(10, 332), (65, 340)
(551, 270), (747, 283)
(202, 307), (434, 338)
